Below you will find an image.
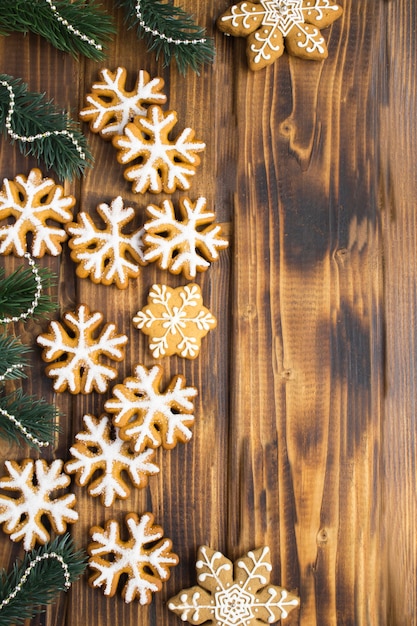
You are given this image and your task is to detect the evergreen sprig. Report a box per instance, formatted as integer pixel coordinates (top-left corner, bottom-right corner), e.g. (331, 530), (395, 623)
(0, 74), (92, 181)
(0, 534), (86, 626)
(0, 262), (56, 322)
(0, 333), (29, 381)
(0, 388), (59, 449)
(117, 0), (215, 74)
(0, 260), (58, 449)
(0, 0), (114, 61)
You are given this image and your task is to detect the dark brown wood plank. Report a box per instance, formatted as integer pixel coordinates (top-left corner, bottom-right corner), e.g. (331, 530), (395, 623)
(379, 2), (417, 624)
(228, 2), (387, 625)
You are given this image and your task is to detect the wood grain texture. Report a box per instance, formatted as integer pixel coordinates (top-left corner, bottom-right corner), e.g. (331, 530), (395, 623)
(0, 1), (416, 625)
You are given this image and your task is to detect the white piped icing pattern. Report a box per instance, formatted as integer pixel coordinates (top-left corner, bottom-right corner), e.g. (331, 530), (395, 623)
(218, 0), (342, 68)
(133, 283), (216, 359)
(168, 546), (299, 625)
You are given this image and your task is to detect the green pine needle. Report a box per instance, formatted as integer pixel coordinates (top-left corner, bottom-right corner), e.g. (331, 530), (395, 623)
(0, 0), (115, 61)
(0, 74), (93, 180)
(0, 263), (56, 322)
(0, 332), (30, 381)
(0, 534), (87, 626)
(0, 262), (58, 448)
(0, 389), (60, 449)
(117, 0), (215, 74)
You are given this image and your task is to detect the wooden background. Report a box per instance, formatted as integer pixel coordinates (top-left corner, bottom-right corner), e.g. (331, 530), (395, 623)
(0, 0), (416, 624)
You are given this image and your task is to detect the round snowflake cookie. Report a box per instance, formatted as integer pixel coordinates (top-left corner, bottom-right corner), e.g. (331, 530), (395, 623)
(37, 303), (128, 394)
(133, 283), (217, 359)
(168, 545), (299, 625)
(80, 67), (167, 138)
(0, 459), (78, 551)
(66, 196), (147, 289)
(112, 105), (206, 194)
(0, 168), (76, 257)
(65, 414), (159, 507)
(217, 0), (343, 70)
(88, 512), (179, 604)
(143, 197), (229, 279)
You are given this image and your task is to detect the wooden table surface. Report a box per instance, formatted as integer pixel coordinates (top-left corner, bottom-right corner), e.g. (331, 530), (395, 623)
(0, 1), (416, 624)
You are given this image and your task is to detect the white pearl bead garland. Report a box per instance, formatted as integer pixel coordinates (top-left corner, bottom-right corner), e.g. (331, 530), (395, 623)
(0, 406), (50, 448)
(44, 0), (102, 51)
(0, 255), (51, 448)
(135, 0), (207, 45)
(0, 552), (70, 611)
(0, 253), (43, 324)
(0, 79), (86, 162)
(0, 363), (24, 382)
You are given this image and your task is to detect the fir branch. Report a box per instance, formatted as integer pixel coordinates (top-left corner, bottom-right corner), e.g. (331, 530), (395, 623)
(0, 259), (56, 323)
(0, 74), (92, 180)
(0, 0), (114, 61)
(0, 534), (86, 626)
(117, 0), (215, 74)
(0, 388), (59, 449)
(0, 332), (30, 382)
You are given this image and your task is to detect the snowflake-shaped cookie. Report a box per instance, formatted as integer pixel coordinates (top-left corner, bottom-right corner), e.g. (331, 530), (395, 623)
(133, 284), (217, 359)
(217, 0), (343, 69)
(37, 304), (128, 394)
(80, 67), (167, 138)
(143, 197), (229, 279)
(65, 414), (159, 507)
(88, 512), (179, 604)
(0, 459), (78, 551)
(66, 196), (147, 289)
(112, 105), (206, 194)
(0, 168), (76, 257)
(168, 546), (299, 625)
(105, 364), (197, 453)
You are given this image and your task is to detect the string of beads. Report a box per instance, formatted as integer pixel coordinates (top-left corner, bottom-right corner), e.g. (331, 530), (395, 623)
(0, 253), (43, 324)
(0, 255), (50, 447)
(0, 79), (86, 162)
(0, 406), (50, 448)
(44, 0), (102, 51)
(0, 363), (25, 382)
(135, 0), (207, 45)
(0, 552), (71, 611)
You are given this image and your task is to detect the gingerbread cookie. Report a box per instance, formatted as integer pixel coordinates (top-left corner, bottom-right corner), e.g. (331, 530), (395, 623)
(80, 67), (167, 138)
(65, 414), (159, 507)
(88, 512), (179, 604)
(66, 196), (147, 289)
(133, 283), (217, 359)
(217, 0), (343, 70)
(168, 545), (299, 625)
(112, 105), (206, 194)
(37, 304), (128, 394)
(105, 363), (197, 453)
(0, 459), (78, 551)
(0, 168), (76, 257)
(143, 197), (229, 279)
